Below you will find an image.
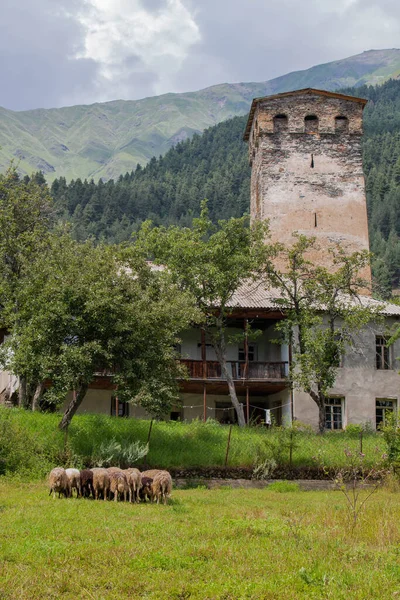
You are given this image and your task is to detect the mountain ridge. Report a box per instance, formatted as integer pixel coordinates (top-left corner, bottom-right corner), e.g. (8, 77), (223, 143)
(2, 48), (400, 182)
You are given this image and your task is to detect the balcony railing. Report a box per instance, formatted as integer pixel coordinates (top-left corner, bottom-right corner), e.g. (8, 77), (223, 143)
(180, 359), (288, 381)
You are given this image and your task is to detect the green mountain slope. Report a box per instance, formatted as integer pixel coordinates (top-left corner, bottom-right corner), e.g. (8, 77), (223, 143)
(2, 49), (400, 182)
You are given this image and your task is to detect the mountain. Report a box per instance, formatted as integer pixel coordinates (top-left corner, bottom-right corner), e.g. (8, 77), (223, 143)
(2, 49), (400, 182)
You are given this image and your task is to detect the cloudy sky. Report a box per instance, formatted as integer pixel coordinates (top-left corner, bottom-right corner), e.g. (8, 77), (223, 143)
(1, 0), (399, 111)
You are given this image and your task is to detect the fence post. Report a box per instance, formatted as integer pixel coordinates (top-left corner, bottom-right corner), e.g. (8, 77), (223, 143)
(224, 425), (233, 468)
(359, 429), (363, 454)
(143, 419), (153, 469)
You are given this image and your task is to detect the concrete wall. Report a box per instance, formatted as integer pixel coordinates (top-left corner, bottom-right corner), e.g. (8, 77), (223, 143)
(248, 93), (371, 286)
(293, 319), (400, 429)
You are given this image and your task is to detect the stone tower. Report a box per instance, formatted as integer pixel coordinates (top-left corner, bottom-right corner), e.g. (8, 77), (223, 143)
(244, 88), (371, 287)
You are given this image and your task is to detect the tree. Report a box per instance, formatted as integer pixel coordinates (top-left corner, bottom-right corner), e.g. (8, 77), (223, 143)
(264, 235), (380, 433)
(0, 233), (198, 429)
(137, 201), (272, 427)
(0, 167), (53, 405)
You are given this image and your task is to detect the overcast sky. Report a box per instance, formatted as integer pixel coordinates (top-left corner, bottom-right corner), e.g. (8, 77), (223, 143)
(1, 0), (399, 111)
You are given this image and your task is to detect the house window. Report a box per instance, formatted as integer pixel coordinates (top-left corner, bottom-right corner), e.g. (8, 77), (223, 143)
(238, 344), (258, 362)
(170, 411), (182, 421)
(376, 336), (391, 370)
(325, 397), (344, 430)
(376, 399), (396, 429)
(335, 116), (349, 133)
(273, 114), (288, 132)
(111, 398), (129, 417)
(304, 115), (319, 133)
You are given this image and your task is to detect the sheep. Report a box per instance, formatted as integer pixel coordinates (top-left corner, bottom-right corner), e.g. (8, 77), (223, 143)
(141, 469), (162, 479)
(151, 470), (173, 505)
(48, 467), (71, 499)
(65, 468), (81, 498)
(109, 471), (129, 502)
(123, 468), (142, 503)
(91, 468), (110, 501)
(139, 476), (154, 502)
(107, 467), (123, 474)
(80, 469), (94, 498)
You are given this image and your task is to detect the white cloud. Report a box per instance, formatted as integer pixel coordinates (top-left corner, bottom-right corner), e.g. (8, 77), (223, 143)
(72, 0), (201, 101)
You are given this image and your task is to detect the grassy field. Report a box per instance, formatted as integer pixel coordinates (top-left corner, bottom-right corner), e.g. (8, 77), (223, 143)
(0, 480), (399, 599)
(0, 408), (387, 479)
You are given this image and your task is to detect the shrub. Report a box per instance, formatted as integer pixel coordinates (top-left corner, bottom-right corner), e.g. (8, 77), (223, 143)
(93, 438), (148, 467)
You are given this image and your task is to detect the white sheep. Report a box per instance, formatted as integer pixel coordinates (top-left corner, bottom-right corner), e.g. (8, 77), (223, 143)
(65, 468), (81, 498)
(48, 467), (71, 499)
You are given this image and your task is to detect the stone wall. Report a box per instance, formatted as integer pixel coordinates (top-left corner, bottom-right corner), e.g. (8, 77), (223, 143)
(248, 92), (371, 287)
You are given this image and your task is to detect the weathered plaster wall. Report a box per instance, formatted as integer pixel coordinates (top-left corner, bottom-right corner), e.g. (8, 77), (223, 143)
(293, 319), (400, 428)
(248, 93), (371, 287)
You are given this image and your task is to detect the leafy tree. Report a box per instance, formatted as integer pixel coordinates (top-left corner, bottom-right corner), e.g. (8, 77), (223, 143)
(0, 233), (198, 429)
(0, 167), (53, 405)
(137, 201), (273, 427)
(264, 235), (380, 432)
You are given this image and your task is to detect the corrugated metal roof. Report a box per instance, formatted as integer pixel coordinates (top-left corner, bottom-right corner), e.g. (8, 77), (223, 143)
(228, 281), (400, 316)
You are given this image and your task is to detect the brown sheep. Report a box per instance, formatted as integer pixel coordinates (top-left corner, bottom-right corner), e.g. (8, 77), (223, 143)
(65, 468), (81, 498)
(139, 476), (154, 502)
(123, 468), (142, 503)
(151, 470), (173, 505)
(80, 469), (94, 498)
(109, 471), (129, 502)
(91, 468), (110, 501)
(107, 467), (123, 474)
(48, 467), (71, 499)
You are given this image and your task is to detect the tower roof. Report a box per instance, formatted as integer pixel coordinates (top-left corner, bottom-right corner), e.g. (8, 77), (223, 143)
(243, 88), (368, 141)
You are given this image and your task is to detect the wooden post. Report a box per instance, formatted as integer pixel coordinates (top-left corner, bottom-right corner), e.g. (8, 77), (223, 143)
(203, 384), (207, 423)
(115, 395), (119, 417)
(201, 327), (207, 379)
(246, 386), (250, 425)
(224, 425), (233, 467)
(244, 318), (249, 379)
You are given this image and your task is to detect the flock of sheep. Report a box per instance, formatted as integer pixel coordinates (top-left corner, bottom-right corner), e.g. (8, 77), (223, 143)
(48, 467), (173, 505)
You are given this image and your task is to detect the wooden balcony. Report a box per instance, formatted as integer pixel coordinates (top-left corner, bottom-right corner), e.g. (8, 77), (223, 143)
(180, 359), (288, 381)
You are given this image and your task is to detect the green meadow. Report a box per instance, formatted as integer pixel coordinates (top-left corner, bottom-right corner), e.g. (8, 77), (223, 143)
(0, 482), (399, 599)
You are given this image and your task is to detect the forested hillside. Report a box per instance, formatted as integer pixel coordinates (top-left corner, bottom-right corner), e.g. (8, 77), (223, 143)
(49, 79), (400, 297)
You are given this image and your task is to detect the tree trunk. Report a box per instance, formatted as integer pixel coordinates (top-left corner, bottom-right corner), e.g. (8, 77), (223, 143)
(31, 382), (45, 411)
(58, 384), (88, 430)
(317, 402), (326, 434)
(18, 377), (27, 408)
(214, 340), (246, 427)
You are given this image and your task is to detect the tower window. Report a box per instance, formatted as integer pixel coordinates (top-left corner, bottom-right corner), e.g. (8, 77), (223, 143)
(314, 212), (317, 227)
(310, 154), (314, 168)
(335, 116), (349, 133)
(273, 114), (288, 132)
(304, 115), (319, 133)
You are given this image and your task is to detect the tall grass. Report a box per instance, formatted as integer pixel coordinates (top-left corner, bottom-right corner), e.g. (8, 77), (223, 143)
(0, 407), (386, 479)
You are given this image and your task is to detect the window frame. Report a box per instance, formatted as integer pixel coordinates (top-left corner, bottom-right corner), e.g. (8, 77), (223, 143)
(375, 398), (397, 429)
(375, 335), (392, 370)
(325, 397), (344, 430)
